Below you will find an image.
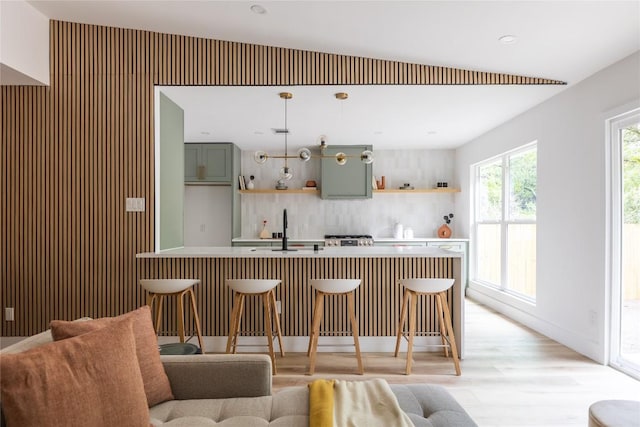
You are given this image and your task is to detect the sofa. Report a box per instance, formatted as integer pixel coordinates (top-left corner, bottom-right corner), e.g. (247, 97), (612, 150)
(0, 316), (477, 427)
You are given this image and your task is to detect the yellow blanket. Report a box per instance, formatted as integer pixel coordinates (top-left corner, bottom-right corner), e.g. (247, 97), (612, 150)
(309, 379), (414, 427)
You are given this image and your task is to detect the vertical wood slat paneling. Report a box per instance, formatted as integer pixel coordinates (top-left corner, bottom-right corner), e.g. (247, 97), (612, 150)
(2, 20), (562, 337)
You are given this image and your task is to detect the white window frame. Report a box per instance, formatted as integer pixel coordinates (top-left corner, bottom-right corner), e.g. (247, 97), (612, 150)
(606, 106), (640, 379)
(472, 142), (537, 303)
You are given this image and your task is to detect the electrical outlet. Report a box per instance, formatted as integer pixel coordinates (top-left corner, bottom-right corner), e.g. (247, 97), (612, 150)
(5, 307), (14, 321)
(275, 300), (281, 314)
(588, 309), (597, 327)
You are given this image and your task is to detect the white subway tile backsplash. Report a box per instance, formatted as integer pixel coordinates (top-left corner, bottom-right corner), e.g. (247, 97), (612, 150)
(239, 149), (458, 239)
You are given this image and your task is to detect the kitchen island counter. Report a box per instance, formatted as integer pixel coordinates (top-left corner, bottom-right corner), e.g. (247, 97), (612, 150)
(136, 245), (462, 259)
(137, 246), (464, 357)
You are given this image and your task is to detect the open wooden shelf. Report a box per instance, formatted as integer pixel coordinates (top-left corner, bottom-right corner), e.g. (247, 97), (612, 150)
(373, 188), (460, 193)
(239, 189), (319, 194)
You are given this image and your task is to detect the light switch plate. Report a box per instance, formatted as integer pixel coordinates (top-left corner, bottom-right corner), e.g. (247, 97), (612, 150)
(126, 197), (146, 212)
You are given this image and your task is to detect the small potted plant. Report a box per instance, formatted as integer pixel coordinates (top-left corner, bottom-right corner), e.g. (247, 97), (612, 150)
(437, 213), (454, 238)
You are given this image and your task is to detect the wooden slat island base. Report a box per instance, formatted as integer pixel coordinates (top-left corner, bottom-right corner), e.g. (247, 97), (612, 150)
(137, 247), (464, 356)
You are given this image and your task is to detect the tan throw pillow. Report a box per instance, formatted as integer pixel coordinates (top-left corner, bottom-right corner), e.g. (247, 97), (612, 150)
(50, 306), (174, 407)
(0, 318), (149, 427)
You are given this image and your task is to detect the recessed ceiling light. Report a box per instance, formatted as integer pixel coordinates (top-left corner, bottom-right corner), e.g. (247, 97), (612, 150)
(250, 4), (267, 15)
(374, 131), (383, 135)
(254, 131), (264, 135)
(427, 131), (437, 135)
(200, 131), (210, 135)
(498, 35), (517, 45)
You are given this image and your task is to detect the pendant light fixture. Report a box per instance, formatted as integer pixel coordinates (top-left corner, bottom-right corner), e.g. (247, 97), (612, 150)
(254, 92), (309, 177)
(253, 91), (374, 171)
(279, 92), (293, 180)
(327, 92), (374, 165)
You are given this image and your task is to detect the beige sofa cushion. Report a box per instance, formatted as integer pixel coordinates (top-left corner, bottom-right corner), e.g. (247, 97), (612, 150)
(0, 318), (149, 427)
(50, 305), (174, 407)
(150, 392), (309, 427)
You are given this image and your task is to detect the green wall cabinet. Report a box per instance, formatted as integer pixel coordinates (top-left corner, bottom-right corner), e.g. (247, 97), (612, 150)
(185, 143), (232, 183)
(320, 145), (373, 199)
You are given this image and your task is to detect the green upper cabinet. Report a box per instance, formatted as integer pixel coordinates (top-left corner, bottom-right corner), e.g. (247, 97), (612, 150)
(185, 143), (233, 183)
(320, 145), (373, 199)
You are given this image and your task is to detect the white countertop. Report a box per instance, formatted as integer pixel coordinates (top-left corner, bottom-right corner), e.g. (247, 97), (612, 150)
(232, 237), (468, 243)
(137, 246), (463, 259)
(232, 238), (324, 243)
(374, 237), (469, 242)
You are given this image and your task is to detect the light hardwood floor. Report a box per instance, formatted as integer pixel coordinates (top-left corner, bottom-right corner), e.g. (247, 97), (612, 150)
(271, 298), (640, 426)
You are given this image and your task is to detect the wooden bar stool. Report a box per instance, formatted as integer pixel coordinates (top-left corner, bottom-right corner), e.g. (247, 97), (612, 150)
(139, 279), (205, 353)
(307, 279), (364, 375)
(225, 279), (285, 374)
(394, 278), (461, 376)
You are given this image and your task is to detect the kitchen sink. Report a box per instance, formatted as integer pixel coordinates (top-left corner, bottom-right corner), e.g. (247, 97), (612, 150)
(248, 247), (322, 252)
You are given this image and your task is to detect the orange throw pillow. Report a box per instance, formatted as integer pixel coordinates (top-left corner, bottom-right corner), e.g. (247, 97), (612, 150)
(50, 306), (174, 407)
(0, 318), (149, 427)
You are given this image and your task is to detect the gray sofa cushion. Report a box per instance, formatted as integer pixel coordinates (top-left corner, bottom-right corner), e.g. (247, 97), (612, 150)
(392, 384), (475, 427)
(162, 354), (272, 399)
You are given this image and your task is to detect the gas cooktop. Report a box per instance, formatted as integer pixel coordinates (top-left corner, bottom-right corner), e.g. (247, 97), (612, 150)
(324, 235), (374, 247)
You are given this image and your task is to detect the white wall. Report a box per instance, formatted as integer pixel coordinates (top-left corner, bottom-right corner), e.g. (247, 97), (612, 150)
(455, 52), (640, 363)
(184, 186), (232, 246)
(0, 0), (49, 85)
(239, 149), (458, 238)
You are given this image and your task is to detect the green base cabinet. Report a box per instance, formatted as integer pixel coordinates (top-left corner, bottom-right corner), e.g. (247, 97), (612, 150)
(185, 143), (232, 183)
(320, 145), (373, 199)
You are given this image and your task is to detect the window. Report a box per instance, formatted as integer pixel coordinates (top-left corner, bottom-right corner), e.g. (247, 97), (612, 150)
(473, 143), (537, 301)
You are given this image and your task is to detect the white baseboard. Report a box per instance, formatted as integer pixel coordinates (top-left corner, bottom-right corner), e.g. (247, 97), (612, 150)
(3, 334), (449, 355)
(159, 335), (447, 354)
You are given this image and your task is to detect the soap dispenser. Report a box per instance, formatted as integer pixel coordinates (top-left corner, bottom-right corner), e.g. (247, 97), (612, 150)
(394, 222), (404, 239)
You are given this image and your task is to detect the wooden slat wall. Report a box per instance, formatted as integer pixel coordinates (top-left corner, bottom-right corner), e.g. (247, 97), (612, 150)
(1, 20), (561, 337)
(138, 256), (455, 337)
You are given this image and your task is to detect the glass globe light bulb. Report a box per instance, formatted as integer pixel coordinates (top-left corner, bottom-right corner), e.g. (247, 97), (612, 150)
(361, 150), (374, 164)
(254, 151), (268, 164)
(297, 148), (311, 162)
(279, 166), (293, 180)
(335, 152), (347, 166)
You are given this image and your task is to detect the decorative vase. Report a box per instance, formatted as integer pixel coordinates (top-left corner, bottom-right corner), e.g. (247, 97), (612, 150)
(247, 175), (255, 190)
(437, 223), (452, 238)
(259, 221), (270, 239)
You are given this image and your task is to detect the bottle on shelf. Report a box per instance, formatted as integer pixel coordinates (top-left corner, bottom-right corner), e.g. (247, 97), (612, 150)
(259, 220), (270, 239)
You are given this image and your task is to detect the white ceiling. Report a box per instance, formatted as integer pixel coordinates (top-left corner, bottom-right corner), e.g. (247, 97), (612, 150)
(28, 1), (640, 150)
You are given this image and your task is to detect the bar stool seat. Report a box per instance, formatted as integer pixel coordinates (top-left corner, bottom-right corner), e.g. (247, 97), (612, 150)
(226, 279), (285, 374)
(307, 279), (364, 375)
(394, 278), (461, 376)
(140, 279), (205, 353)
